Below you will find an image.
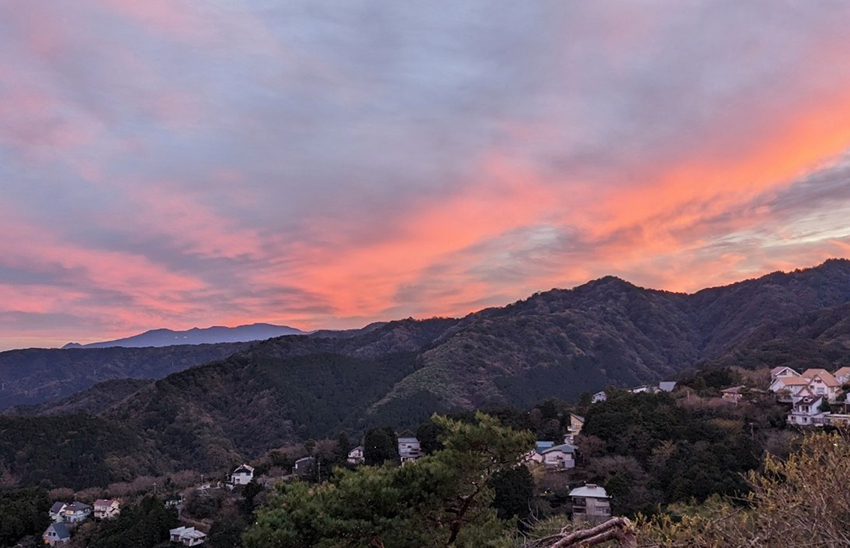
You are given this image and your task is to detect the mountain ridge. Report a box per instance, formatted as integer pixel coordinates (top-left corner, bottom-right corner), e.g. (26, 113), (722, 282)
(63, 322), (307, 349)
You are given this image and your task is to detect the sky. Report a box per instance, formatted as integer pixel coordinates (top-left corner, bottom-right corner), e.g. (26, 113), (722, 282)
(2, 1), (850, 350)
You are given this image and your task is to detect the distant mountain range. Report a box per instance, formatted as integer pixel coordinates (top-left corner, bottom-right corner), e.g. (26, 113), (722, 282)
(3, 259), (850, 489)
(63, 323), (306, 349)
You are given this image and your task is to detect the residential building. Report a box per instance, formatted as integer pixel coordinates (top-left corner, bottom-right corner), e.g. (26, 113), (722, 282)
(592, 391), (607, 404)
(525, 441), (554, 464)
(347, 445), (365, 465)
(834, 367), (850, 385)
(49, 502), (67, 522)
(787, 396), (828, 426)
(230, 464), (255, 485)
(93, 499), (120, 520)
(658, 381), (677, 393)
(801, 369), (841, 402)
(62, 502), (91, 524)
(541, 444), (577, 470)
(721, 386), (744, 403)
(294, 456), (315, 476)
(770, 366), (800, 382)
(570, 484), (611, 522)
(170, 526), (207, 546)
(43, 522), (71, 546)
(628, 385), (653, 394)
(771, 376), (816, 402)
(398, 437), (423, 463)
(566, 414), (584, 444)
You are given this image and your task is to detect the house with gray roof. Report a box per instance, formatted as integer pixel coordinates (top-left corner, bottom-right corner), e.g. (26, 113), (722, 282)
(62, 501), (92, 523)
(49, 502), (67, 522)
(570, 484), (611, 522)
(540, 443), (577, 470)
(43, 522), (71, 546)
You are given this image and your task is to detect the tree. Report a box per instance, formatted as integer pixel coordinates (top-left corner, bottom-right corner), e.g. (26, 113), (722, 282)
(416, 420), (445, 455)
(491, 466), (534, 521)
(245, 412), (534, 548)
(363, 426), (399, 465)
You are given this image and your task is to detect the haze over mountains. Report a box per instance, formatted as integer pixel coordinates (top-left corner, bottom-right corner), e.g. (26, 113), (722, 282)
(63, 323), (306, 349)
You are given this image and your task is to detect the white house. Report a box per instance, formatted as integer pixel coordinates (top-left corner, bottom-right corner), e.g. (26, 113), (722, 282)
(43, 522), (71, 546)
(398, 437), (423, 463)
(834, 366), (850, 385)
(770, 366), (800, 382)
(787, 396), (828, 427)
(628, 385), (653, 394)
(93, 499), (120, 520)
(525, 441), (555, 464)
(592, 391), (607, 404)
(347, 445), (365, 465)
(771, 376), (815, 402)
(540, 444), (577, 470)
(658, 381), (677, 393)
(801, 369), (842, 402)
(170, 526), (207, 546)
(570, 484), (611, 522)
(230, 464), (255, 485)
(62, 502), (91, 524)
(49, 502), (67, 522)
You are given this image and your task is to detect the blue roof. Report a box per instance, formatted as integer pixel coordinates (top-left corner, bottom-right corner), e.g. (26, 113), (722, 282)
(48, 522), (71, 539)
(542, 443), (576, 454)
(535, 441), (555, 452)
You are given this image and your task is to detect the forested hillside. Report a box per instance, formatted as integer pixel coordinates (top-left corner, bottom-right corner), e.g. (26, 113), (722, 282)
(2, 260), (850, 489)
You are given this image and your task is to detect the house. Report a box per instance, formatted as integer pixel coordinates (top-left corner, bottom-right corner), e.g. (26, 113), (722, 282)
(658, 381), (677, 392)
(49, 502), (67, 522)
(592, 391), (607, 404)
(62, 502), (91, 524)
(570, 484), (611, 522)
(566, 414), (584, 444)
(347, 445), (365, 465)
(834, 367), (850, 385)
(770, 376), (815, 402)
(93, 499), (120, 520)
(43, 522), (71, 546)
(170, 526), (207, 546)
(540, 444), (577, 470)
(787, 396), (828, 427)
(801, 369), (841, 402)
(628, 385), (653, 394)
(294, 456), (315, 476)
(770, 366), (800, 382)
(230, 464), (255, 485)
(721, 386), (745, 403)
(398, 437), (423, 463)
(525, 441), (554, 464)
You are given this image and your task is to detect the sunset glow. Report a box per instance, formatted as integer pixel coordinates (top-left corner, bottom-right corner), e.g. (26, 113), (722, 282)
(2, 1), (850, 349)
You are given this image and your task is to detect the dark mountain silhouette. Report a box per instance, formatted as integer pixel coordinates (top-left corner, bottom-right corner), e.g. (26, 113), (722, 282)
(63, 323), (306, 349)
(3, 259), (850, 487)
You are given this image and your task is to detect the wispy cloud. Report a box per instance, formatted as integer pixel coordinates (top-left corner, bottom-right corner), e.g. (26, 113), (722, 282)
(1, 0), (850, 348)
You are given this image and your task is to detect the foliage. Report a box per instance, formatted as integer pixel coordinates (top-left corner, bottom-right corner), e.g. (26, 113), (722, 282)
(245, 413), (535, 548)
(491, 466), (534, 521)
(363, 426), (399, 465)
(637, 431), (850, 547)
(86, 495), (178, 548)
(0, 487), (51, 547)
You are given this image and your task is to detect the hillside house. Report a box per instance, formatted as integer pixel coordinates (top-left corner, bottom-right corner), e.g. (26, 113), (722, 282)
(801, 369), (841, 402)
(541, 444), (577, 470)
(93, 499), (120, 520)
(525, 441), (555, 464)
(835, 367), (850, 385)
(62, 502), (91, 524)
(721, 386), (744, 403)
(565, 414), (584, 444)
(658, 381), (677, 392)
(49, 502), (67, 522)
(628, 385), (653, 394)
(570, 484), (611, 522)
(592, 391), (607, 404)
(771, 376), (815, 402)
(787, 396), (828, 426)
(347, 445), (365, 465)
(170, 526), (207, 546)
(230, 464), (255, 485)
(294, 456), (315, 476)
(398, 437), (423, 463)
(770, 366), (800, 382)
(43, 522), (71, 546)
